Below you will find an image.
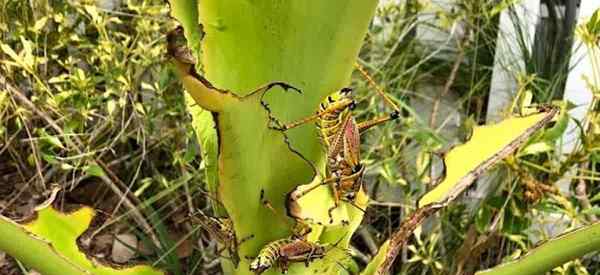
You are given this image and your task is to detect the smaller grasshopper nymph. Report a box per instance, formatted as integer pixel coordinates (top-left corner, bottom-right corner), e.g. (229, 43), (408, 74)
(190, 209), (252, 267)
(249, 238), (327, 274)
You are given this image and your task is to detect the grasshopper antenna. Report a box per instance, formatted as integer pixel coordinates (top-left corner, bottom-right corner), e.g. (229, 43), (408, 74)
(354, 62), (401, 114)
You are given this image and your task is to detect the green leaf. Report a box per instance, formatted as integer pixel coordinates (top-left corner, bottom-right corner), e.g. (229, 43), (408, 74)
(107, 99), (116, 115)
(170, 1), (381, 274)
(518, 142), (553, 156)
(540, 106), (569, 142)
(184, 93), (221, 211)
(476, 222), (600, 275)
(31, 17), (48, 32)
(0, 206), (163, 275)
(84, 163), (105, 178)
(580, 206), (600, 216)
(475, 206), (494, 233)
(589, 192), (600, 203)
(587, 9), (600, 36)
(41, 132), (65, 149)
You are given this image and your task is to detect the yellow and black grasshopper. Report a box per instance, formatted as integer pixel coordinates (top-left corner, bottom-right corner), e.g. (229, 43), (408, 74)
(249, 233), (349, 274)
(249, 237), (326, 274)
(282, 64), (402, 222)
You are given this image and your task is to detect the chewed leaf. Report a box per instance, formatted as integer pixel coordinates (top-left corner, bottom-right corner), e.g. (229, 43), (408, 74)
(290, 174), (368, 227)
(418, 107), (558, 207)
(167, 0), (202, 63)
(0, 206), (164, 275)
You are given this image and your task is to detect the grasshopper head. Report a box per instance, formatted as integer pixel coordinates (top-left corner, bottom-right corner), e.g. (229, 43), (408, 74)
(249, 256), (270, 275)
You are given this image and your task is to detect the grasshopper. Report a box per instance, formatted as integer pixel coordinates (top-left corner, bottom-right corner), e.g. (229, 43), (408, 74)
(189, 209), (253, 267)
(284, 64), (402, 222)
(249, 238), (327, 274)
(249, 233), (349, 274)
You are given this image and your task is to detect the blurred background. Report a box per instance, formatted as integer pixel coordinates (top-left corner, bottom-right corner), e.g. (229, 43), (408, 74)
(1, 0), (599, 274)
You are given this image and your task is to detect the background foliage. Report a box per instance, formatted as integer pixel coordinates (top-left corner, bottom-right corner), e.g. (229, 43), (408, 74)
(1, 0), (599, 274)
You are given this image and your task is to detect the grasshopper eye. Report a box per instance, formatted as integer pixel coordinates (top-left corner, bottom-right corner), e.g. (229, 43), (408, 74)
(340, 87), (353, 95)
(349, 100), (356, 110)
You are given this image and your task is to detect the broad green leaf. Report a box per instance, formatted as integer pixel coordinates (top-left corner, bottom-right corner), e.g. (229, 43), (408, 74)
(476, 222), (600, 275)
(0, 206), (163, 275)
(419, 108), (557, 207)
(184, 93), (222, 214)
(170, 1), (380, 275)
(0, 215), (84, 275)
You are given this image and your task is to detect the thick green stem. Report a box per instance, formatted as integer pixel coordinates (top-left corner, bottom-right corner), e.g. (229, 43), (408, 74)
(476, 222), (600, 275)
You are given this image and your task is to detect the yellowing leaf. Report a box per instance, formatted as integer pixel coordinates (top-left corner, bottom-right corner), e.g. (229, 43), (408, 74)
(418, 108), (557, 207)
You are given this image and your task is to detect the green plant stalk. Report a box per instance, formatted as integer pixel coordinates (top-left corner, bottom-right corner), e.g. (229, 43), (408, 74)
(476, 222), (600, 275)
(171, 1), (379, 274)
(0, 216), (84, 275)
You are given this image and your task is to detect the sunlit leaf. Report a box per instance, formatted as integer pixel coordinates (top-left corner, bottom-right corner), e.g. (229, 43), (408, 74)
(0, 206), (163, 275)
(0, 43), (21, 64)
(291, 175), (369, 227)
(419, 108), (557, 207)
(32, 17), (48, 32)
